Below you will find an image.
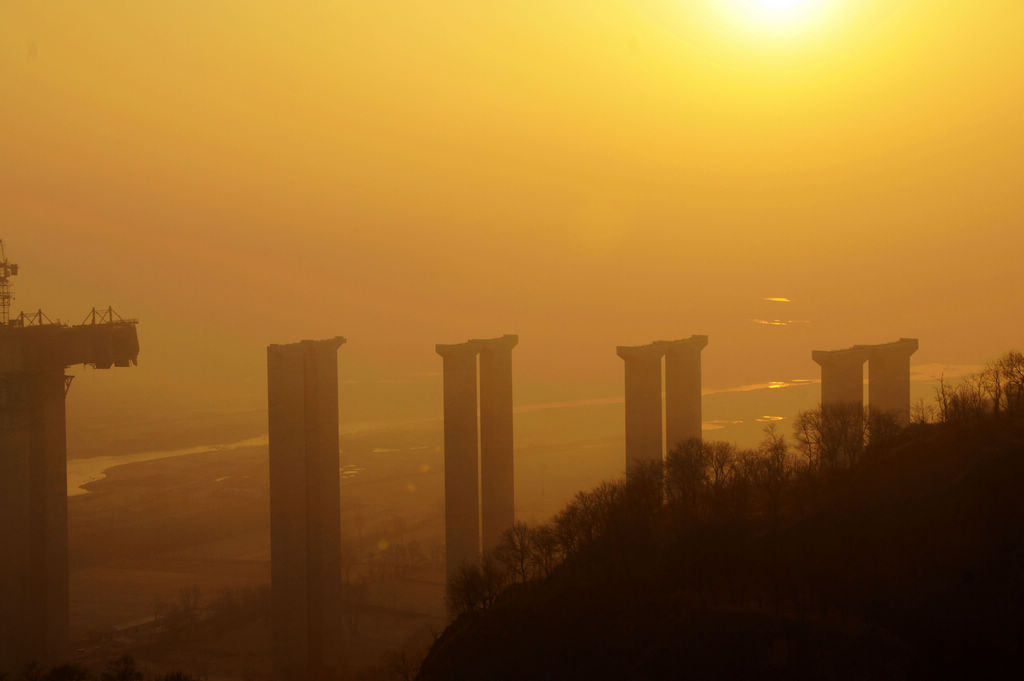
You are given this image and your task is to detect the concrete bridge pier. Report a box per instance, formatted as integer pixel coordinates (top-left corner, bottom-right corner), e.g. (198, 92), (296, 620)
(617, 343), (666, 473)
(436, 341), (481, 581)
(812, 348), (869, 411)
(475, 335), (518, 552)
(867, 338), (919, 425)
(664, 335), (708, 452)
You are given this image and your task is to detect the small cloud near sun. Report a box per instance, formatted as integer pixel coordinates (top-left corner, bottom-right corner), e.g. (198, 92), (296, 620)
(753, 319), (810, 327)
(763, 297), (791, 303)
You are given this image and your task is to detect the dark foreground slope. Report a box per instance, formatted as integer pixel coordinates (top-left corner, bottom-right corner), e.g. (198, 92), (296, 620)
(419, 421), (1024, 680)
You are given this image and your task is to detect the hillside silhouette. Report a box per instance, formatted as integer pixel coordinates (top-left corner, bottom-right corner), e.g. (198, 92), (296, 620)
(417, 354), (1024, 680)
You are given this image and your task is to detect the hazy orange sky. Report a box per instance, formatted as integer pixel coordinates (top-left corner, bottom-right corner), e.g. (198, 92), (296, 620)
(3, 1), (1023, 433)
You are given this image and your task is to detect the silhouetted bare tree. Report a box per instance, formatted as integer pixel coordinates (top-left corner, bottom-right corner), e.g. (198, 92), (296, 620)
(13, 665), (90, 681)
(936, 373), (988, 426)
(446, 553), (510, 616)
(997, 351), (1024, 414)
(932, 353), (1024, 425)
(754, 424), (791, 521)
(911, 397), (936, 424)
(553, 481), (623, 555)
(794, 403), (865, 471)
(528, 525), (562, 579)
(42, 667), (90, 681)
(99, 657), (142, 681)
(494, 522), (534, 584)
(446, 562), (486, 615)
(665, 438), (708, 518)
(866, 408), (902, 453)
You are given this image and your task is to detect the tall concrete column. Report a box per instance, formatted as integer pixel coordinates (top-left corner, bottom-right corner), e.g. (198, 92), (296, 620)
(475, 335), (517, 552)
(664, 335), (708, 452)
(32, 370), (69, 667)
(617, 343), (666, 473)
(0, 369), (68, 672)
(436, 342), (480, 580)
(1, 307), (138, 675)
(867, 338), (919, 425)
(812, 349), (869, 410)
(0, 374), (32, 674)
(268, 337), (345, 681)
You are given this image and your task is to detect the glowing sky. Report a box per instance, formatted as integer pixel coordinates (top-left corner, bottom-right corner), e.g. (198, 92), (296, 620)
(2, 1), (1023, 430)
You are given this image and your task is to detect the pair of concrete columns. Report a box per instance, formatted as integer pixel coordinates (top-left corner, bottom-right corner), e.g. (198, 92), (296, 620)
(617, 335), (708, 473)
(812, 338), (919, 425)
(435, 335), (517, 580)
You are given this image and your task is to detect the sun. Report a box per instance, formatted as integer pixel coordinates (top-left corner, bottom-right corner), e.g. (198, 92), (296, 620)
(729, 0), (829, 35)
(746, 0), (816, 28)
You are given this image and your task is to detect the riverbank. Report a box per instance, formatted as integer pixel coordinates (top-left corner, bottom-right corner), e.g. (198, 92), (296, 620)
(67, 424), (450, 678)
